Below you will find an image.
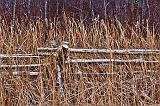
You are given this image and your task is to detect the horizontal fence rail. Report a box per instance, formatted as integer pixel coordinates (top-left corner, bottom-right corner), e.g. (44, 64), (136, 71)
(68, 48), (160, 55)
(2, 71), (40, 76)
(66, 58), (159, 64)
(37, 47), (160, 55)
(12, 71), (40, 76)
(0, 54), (53, 59)
(0, 64), (47, 68)
(0, 54), (40, 59)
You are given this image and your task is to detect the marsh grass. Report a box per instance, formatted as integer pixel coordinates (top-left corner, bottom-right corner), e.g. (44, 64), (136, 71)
(0, 16), (159, 105)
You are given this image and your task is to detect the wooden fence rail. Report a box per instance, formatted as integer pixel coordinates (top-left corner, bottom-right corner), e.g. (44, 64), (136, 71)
(37, 48), (160, 55)
(66, 58), (159, 64)
(0, 54), (39, 59)
(0, 64), (47, 68)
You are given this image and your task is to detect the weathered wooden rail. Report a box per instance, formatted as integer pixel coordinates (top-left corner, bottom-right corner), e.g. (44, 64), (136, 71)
(38, 48), (160, 55)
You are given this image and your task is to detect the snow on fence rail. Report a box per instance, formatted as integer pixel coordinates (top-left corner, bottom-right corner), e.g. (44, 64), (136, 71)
(37, 47), (160, 55)
(66, 58), (159, 64)
(0, 53), (53, 59)
(68, 48), (160, 55)
(0, 64), (48, 68)
(12, 71), (40, 76)
(0, 54), (40, 59)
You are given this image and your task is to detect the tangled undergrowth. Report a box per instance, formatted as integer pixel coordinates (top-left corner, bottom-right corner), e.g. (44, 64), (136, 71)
(0, 17), (160, 105)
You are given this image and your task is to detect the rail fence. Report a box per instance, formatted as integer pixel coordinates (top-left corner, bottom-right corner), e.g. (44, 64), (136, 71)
(0, 41), (159, 76)
(0, 41), (160, 103)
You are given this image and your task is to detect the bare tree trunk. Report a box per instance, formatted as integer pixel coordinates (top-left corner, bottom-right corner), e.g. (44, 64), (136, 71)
(27, 0), (31, 16)
(44, 0), (49, 44)
(80, 0), (83, 20)
(103, 0), (106, 19)
(56, 0), (59, 16)
(45, 0), (48, 28)
(11, 0), (16, 31)
(62, 0), (66, 13)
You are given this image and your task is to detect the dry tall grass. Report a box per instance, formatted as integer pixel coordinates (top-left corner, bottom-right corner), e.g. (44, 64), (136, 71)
(0, 17), (159, 106)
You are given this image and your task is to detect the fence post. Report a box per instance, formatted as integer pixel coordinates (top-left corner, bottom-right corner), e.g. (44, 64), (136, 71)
(56, 41), (69, 105)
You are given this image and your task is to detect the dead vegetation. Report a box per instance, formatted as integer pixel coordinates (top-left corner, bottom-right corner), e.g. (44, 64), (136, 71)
(0, 15), (160, 106)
